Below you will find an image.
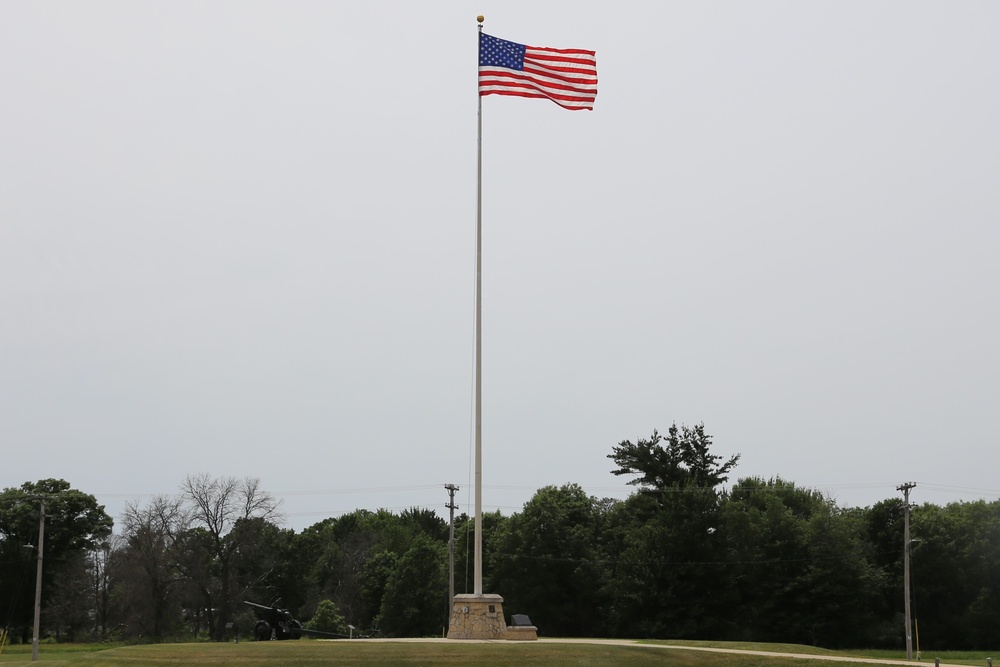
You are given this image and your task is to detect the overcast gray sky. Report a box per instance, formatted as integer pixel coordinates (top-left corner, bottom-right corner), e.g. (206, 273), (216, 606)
(3, 2), (998, 532)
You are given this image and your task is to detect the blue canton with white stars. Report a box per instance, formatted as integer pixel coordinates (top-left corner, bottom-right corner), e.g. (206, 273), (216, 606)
(480, 34), (526, 71)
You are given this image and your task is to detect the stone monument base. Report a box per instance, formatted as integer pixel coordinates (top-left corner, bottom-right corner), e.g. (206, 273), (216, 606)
(446, 593), (506, 640)
(505, 625), (537, 641)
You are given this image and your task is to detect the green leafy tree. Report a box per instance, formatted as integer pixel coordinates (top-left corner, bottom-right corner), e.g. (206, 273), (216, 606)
(377, 534), (447, 637)
(718, 477), (830, 641)
(358, 549), (398, 631)
(296, 512), (379, 628)
(798, 506), (887, 647)
(603, 490), (724, 638)
(609, 423), (740, 496)
(306, 599), (347, 635)
(296, 507), (448, 631)
(603, 424), (738, 638)
(718, 478), (890, 647)
(0, 479), (112, 643)
(955, 500), (1000, 648)
(488, 484), (608, 637)
(453, 510), (508, 597)
(399, 507), (448, 542)
(0, 479), (113, 553)
(232, 516), (302, 621)
(908, 499), (1000, 650)
(856, 498), (906, 647)
(171, 526), (217, 637)
(44, 550), (94, 641)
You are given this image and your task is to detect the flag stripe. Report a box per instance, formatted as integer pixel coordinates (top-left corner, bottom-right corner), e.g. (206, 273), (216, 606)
(479, 86), (595, 109)
(478, 33), (597, 111)
(480, 68), (597, 95)
(524, 55), (597, 83)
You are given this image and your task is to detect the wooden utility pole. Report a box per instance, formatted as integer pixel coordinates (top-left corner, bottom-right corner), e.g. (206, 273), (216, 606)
(32, 497), (45, 662)
(898, 482), (916, 660)
(444, 484), (459, 628)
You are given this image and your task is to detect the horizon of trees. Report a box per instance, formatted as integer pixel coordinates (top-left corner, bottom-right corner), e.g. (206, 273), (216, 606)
(1, 425), (998, 650)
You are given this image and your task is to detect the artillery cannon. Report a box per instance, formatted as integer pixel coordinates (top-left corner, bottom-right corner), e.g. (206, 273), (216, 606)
(244, 600), (346, 641)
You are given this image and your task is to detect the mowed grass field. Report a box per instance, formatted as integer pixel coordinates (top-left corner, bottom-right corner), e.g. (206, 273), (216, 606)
(0, 640), (994, 667)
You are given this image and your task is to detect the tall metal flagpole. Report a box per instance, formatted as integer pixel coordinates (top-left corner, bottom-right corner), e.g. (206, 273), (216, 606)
(447, 16), (511, 639)
(473, 13), (485, 598)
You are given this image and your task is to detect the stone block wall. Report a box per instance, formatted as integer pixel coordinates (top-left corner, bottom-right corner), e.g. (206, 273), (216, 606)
(446, 593), (506, 640)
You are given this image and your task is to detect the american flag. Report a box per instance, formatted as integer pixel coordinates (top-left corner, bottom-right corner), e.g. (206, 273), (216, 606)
(478, 33), (597, 111)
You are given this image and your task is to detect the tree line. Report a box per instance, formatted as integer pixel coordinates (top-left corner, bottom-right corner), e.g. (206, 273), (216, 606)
(1, 425), (998, 649)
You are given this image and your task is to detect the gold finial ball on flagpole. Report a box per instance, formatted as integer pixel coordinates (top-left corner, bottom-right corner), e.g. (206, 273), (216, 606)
(477, 15), (484, 24)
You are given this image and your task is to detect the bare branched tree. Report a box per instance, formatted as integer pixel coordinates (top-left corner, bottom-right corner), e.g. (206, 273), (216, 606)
(181, 474), (282, 641)
(119, 495), (188, 639)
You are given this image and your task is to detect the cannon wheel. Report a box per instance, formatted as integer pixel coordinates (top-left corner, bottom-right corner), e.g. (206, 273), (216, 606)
(288, 619), (303, 640)
(253, 620), (271, 641)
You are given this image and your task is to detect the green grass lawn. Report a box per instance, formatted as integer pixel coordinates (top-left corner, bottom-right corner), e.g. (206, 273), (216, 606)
(1, 640), (996, 667)
(5, 641), (713, 666)
(0, 643), (110, 663)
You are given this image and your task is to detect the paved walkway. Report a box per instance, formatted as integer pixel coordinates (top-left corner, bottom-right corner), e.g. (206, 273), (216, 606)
(549, 639), (966, 667)
(375, 637), (966, 667)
